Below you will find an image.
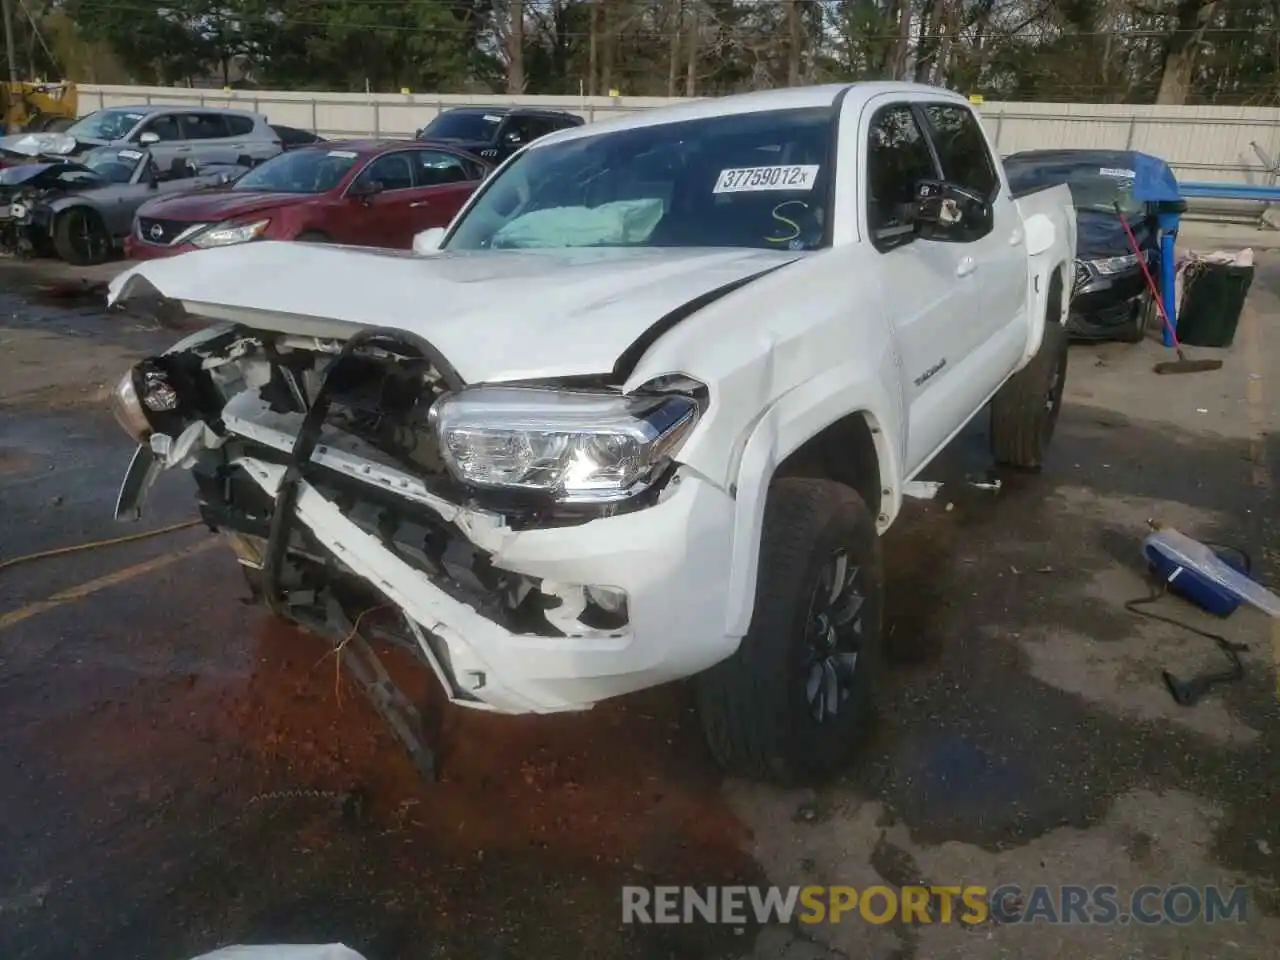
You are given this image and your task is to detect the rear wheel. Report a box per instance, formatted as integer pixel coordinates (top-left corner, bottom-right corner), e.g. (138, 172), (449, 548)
(53, 207), (113, 266)
(695, 478), (884, 784)
(990, 311), (1069, 470)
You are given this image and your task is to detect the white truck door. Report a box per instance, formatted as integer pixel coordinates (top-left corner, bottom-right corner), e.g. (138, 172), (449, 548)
(859, 99), (981, 475)
(916, 102), (1028, 380)
(921, 101), (1029, 378)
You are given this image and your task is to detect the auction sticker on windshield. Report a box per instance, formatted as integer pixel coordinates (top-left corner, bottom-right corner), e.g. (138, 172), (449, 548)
(1099, 167), (1136, 178)
(328, 150), (358, 159)
(714, 165), (819, 194)
(118, 150), (144, 161)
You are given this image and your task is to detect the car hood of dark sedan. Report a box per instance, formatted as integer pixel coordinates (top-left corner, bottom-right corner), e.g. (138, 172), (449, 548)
(0, 161), (64, 184)
(1076, 209), (1156, 260)
(138, 189), (313, 222)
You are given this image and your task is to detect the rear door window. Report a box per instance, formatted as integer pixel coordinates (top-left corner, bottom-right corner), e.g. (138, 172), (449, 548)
(412, 149), (477, 187)
(180, 113), (231, 140)
(225, 115), (256, 137)
(921, 104), (999, 201)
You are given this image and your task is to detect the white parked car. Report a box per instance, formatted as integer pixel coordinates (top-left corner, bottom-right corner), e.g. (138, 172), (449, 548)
(106, 82), (1076, 783)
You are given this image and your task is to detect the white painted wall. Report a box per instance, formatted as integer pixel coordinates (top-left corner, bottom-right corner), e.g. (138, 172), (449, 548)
(76, 84), (1280, 188)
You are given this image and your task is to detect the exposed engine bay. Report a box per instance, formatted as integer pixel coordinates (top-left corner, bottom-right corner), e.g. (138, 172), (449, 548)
(0, 160), (86, 255)
(112, 318), (708, 778)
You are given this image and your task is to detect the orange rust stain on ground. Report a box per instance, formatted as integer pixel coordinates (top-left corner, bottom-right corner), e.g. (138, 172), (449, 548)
(41, 611), (760, 889)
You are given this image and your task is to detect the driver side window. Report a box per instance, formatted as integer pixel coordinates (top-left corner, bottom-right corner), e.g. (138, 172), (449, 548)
(352, 152), (415, 192)
(865, 104), (939, 252)
(158, 157), (197, 182)
(137, 114), (182, 142)
(500, 116), (540, 146)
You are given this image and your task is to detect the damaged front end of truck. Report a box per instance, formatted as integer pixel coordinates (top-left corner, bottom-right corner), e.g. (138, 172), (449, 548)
(106, 276), (721, 778)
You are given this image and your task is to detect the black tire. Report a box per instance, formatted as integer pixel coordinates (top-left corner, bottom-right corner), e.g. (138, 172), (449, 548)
(295, 230), (332, 244)
(1118, 291), (1155, 344)
(695, 477), (884, 784)
(52, 207), (114, 266)
(990, 313), (1069, 471)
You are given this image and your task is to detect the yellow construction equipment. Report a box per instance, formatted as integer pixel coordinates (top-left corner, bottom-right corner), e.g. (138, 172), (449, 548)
(2, 80), (77, 133)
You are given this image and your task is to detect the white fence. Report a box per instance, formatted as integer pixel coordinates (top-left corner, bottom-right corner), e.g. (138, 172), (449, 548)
(77, 84), (1280, 189)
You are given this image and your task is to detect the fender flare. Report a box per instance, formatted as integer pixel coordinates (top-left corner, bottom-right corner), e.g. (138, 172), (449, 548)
(721, 369), (902, 637)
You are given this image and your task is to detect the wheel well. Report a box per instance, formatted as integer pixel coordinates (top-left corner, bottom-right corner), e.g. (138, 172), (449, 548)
(56, 204), (104, 230)
(1051, 265), (1067, 322)
(773, 412), (882, 518)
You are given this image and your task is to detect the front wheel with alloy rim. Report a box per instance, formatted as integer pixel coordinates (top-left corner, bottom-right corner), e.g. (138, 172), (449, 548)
(53, 207), (113, 266)
(695, 477), (884, 784)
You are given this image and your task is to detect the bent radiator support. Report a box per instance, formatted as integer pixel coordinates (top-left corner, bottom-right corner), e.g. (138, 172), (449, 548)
(257, 327), (468, 782)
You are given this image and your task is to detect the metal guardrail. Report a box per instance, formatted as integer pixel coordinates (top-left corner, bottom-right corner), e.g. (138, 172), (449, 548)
(1180, 183), (1280, 201)
(1179, 141), (1280, 228)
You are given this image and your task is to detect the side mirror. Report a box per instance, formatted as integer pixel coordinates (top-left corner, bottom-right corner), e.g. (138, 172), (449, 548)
(138, 131), (160, 146)
(413, 226), (445, 255)
(913, 180), (992, 241)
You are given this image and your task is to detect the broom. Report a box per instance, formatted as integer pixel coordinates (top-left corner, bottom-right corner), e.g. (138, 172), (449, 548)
(1114, 201), (1223, 374)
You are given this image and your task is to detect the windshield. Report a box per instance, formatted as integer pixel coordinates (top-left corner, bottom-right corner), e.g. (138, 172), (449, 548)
(65, 109), (146, 142)
(422, 111), (503, 142)
(1004, 157), (1144, 217)
(232, 147), (361, 193)
(78, 146), (145, 183)
(446, 107), (835, 252)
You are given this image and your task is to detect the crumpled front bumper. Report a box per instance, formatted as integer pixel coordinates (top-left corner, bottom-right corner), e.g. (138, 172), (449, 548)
(227, 452), (740, 714)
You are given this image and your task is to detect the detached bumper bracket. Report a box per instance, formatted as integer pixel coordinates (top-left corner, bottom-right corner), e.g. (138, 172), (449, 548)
(257, 326), (465, 782)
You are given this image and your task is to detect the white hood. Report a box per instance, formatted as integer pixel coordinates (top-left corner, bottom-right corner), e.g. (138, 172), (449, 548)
(108, 242), (801, 383)
(0, 131), (79, 157)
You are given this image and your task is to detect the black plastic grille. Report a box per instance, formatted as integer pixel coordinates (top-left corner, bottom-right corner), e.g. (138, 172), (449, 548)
(137, 217), (200, 245)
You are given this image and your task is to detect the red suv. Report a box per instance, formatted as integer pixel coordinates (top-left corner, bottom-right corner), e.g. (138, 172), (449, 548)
(125, 139), (490, 259)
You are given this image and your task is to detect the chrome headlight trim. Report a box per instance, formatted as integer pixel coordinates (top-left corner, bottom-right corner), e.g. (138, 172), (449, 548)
(431, 384), (702, 503)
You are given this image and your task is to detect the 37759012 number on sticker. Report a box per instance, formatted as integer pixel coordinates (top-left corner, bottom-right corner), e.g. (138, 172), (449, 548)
(714, 165), (820, 194)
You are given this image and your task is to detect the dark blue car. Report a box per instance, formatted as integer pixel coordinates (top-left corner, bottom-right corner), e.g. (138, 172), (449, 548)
(1004, 149), (1165, 343)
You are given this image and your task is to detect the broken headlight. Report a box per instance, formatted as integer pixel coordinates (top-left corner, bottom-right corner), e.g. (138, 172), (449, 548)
(110, 360), (182, 443)
(431, 386), (699, 503)
(1088, 253), (1140, 276)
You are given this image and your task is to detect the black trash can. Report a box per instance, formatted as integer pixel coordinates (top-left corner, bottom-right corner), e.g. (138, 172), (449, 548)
(1176, 261), (1254, 348)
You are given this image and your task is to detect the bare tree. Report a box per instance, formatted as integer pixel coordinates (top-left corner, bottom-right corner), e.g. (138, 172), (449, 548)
(786, 0), (800, 85)
(685, 0), (698, 95)
(1155, 0), (1219, 104)
(667, 0), (681, 96)
(506, 0), (525, 93)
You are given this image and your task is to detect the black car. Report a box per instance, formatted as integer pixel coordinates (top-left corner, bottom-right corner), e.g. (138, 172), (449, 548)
(1004, 149), (1163, 343)
(270, 124), (326, 151)
(414, 106), (584, 164)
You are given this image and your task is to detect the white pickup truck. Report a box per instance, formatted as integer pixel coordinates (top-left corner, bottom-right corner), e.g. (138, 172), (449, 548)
(106, 82), (1076, 783)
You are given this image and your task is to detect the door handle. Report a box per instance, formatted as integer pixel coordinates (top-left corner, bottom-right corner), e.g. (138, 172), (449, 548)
(956, 256), (977, 278)
(410, 201), (431, 208)
(1009, 229), (1024, 246)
